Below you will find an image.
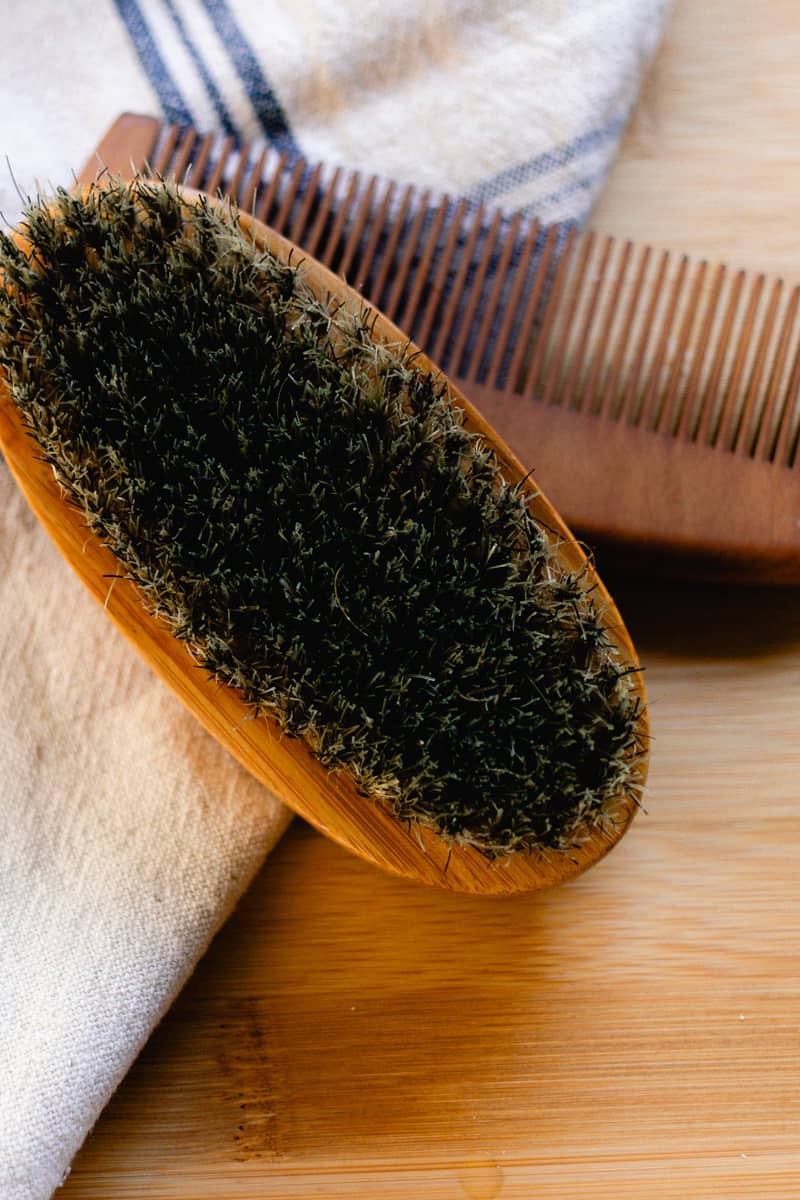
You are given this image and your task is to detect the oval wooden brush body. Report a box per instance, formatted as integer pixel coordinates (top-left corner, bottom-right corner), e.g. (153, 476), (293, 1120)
(0, 187), (648, 894)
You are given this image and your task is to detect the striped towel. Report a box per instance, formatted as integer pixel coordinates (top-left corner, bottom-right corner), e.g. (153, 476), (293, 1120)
(0, 3), (671, 1198)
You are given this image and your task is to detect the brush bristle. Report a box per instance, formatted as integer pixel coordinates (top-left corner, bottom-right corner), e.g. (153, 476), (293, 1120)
(0, 178), (644, 856)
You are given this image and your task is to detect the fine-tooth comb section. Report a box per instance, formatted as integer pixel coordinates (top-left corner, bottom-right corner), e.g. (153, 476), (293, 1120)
(78, 114), (800, 582)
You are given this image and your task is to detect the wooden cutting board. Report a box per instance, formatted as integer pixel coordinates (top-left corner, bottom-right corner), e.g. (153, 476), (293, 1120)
(65, 1), (800, 1196)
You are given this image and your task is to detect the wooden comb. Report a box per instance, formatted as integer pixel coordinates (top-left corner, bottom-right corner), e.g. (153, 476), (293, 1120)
(82, 113), (800, 584)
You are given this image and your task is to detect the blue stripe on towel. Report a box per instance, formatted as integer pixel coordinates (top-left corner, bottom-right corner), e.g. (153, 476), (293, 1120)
(520, 169), (606, 225)
(468, 116), (626, 206)
(200, 0), (298, 152)
(112, 0), (193, 128)
(162, 0), (237, 137)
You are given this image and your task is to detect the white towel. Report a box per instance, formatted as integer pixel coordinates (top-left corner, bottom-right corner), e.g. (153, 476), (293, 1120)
(0, 2), (671, 1196)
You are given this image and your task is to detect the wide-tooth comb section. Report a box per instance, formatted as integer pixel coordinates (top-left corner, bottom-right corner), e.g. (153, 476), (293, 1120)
(79, 115), (800, 581)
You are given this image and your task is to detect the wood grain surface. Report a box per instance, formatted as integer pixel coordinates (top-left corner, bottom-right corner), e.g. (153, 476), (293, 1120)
(64, 1), (800, 1195)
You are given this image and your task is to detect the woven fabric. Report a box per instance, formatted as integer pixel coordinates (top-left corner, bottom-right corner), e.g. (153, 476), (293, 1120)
(0, 2), (671, 1196)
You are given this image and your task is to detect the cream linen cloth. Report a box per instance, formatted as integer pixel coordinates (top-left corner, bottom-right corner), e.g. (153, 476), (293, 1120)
(0, 1), (672, 1195)
(0, 472), (292, 1197)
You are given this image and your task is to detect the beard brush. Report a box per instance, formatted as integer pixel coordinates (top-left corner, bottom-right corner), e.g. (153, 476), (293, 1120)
(0, 177), (647, 894)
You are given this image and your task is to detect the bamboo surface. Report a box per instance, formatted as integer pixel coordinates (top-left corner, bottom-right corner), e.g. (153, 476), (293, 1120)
(65, 1), (800, 1195)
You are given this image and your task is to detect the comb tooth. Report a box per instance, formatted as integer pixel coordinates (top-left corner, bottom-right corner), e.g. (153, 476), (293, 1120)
(288, 161), (322, 245)
(448, 209), (504, 377)
(225, 142), (252, 205)
(205, 136), (235, 195)
(321, 171), (361, 269)
(255, 151), (288, 224)
(638, 254), (688, 430)
(560, 234), (615, 411)
(151, 123), (181, 177)
(523, 227), (578, 402)
(464, 212), (522, 383)
(273, 157), (306, 235)
(654, 258), (707, 434)
(580, 238), (632, 416)
(304, 165), (342, 256)
(398, 196), (450, 336)
(338, 176), (378, 283)
(597, 243), (649, 420)
(414, 198), (468, 351)
(617, 249), (670, 425)
(713, 273), (765, 449)
(544, 229), (599, 408)
(429, 201), (486, 367)
(675, 262), (726, 441)
(506, 222), (560, 394)
(731, 278), (783, 454)
(755, 285), (800, 460)
(771, 328), (800, 465)
(369, 185), (414, 310)
(485, 216), (541, 387)
(239, 147), (268, 215)
(384, 190), (432, 322)
(186, 133), (214, 189)
(353, 181), (396, 295)
(541, 231), (596, 407)
(696, 269), (747, 445)
(169, 127), (196, 183)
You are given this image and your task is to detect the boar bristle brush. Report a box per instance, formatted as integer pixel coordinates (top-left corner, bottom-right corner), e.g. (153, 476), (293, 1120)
(0, 178), (647, 894)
